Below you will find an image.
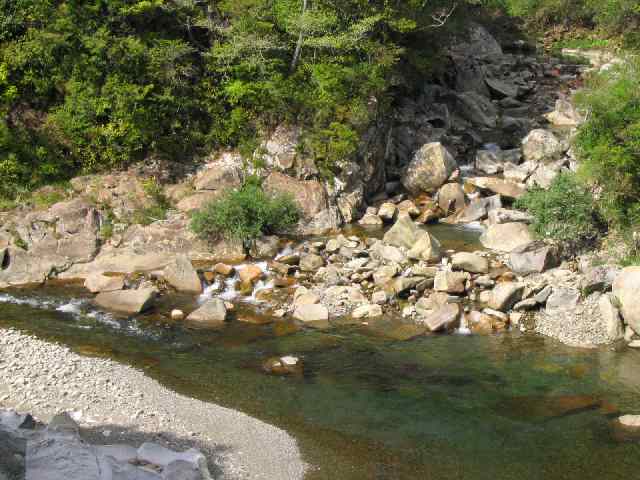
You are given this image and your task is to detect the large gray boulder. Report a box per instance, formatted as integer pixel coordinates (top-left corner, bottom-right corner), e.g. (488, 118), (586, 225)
(451, 252), (489, 274)
(27, 414), (100, 480)
(455, 91), (498, 128)
(423, 304), (461, 333)
(488, 283), (524, 311)
(383, 216), (442, 262)
(613, 267), (640, 333)
(263, 172), (339, 235)
(19, 411), (212, 480)
(401, 143), (457, 195)
(522, 129), (565, 163)
(480, 223), (534, 252)
(508, 241), (558, 275)
(95, 288), (158, 314)
(598, 293), (624, 343)
(186, 299), (228, 328)
(84, 272), (125, 293)
(383, 216), (423, 249)
(163, 255), (202, 293)
(194, 152), (243, 191)
(438, 183), (466, 213)
(545, 99), (584, 127)
(293, 304), (330, 327)
(466, 177), (526, 200)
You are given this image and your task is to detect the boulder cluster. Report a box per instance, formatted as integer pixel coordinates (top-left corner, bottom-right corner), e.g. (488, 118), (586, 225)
(0, 410), (211, 480)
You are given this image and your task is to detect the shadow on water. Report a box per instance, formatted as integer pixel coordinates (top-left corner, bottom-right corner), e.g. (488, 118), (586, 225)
(2, 283), (640, 479)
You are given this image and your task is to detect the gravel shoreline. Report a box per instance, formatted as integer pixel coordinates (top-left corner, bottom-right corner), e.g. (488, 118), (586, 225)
(0, 328), (307, 480)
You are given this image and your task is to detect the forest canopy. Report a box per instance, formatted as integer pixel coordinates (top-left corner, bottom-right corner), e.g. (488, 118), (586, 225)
(1, 0), (638, 199)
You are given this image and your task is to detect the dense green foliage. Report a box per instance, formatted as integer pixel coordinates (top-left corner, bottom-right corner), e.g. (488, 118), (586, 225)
(493, 0), (640, 31)
(0, 0), (483, 199)
(191, 178), (300, 242)
(574, 58), (640, 229)
(515, 172), (602, 246)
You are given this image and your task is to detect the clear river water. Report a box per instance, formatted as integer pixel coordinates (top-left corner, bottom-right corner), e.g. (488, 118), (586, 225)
(1, 224), (640, 479)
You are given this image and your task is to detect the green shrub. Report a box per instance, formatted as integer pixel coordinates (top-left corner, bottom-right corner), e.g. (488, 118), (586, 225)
(191, 180), (300, 243)
(515, 172), (602, 247)
(574, 57), (640, 229)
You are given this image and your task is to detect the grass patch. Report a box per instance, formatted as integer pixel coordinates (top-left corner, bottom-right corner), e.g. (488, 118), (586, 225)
(191, 178), (300, 244)
(515, 172), (603, 250)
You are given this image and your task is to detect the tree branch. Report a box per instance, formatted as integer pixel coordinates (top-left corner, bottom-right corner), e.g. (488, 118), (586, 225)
(429, 3), (457, 29)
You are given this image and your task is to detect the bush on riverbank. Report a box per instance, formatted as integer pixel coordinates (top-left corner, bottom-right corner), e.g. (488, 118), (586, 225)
(493, 0), (640, 33)
(574, 57), (640, 230)
(515, 172), (603, 249)
(191, 178), (300, 243)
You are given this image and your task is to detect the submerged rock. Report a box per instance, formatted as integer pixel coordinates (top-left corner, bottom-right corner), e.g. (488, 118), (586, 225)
(186, 298), (228, 328)
(263, 356), (303, 375)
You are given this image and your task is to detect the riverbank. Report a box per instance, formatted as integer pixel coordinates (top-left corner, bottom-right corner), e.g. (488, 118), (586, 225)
(0, 327), (307, 480)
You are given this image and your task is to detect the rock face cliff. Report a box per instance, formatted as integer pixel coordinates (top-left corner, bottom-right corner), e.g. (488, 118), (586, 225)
(181, 23), (569, 235)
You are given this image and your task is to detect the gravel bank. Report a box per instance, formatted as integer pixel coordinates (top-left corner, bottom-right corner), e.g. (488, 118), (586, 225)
(0, 328), (307, 480)
(534, 291), (611, 348)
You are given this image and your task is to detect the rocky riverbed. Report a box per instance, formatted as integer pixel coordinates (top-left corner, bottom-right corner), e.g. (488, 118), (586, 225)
(0, 329), (306, 480)
(0, 25), (635, 352)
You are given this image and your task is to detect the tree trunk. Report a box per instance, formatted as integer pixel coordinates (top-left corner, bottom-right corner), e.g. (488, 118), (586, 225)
(289, 0), (308, 74)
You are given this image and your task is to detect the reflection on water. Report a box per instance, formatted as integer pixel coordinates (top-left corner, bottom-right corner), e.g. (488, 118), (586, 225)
(1, 285), (640, 478)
